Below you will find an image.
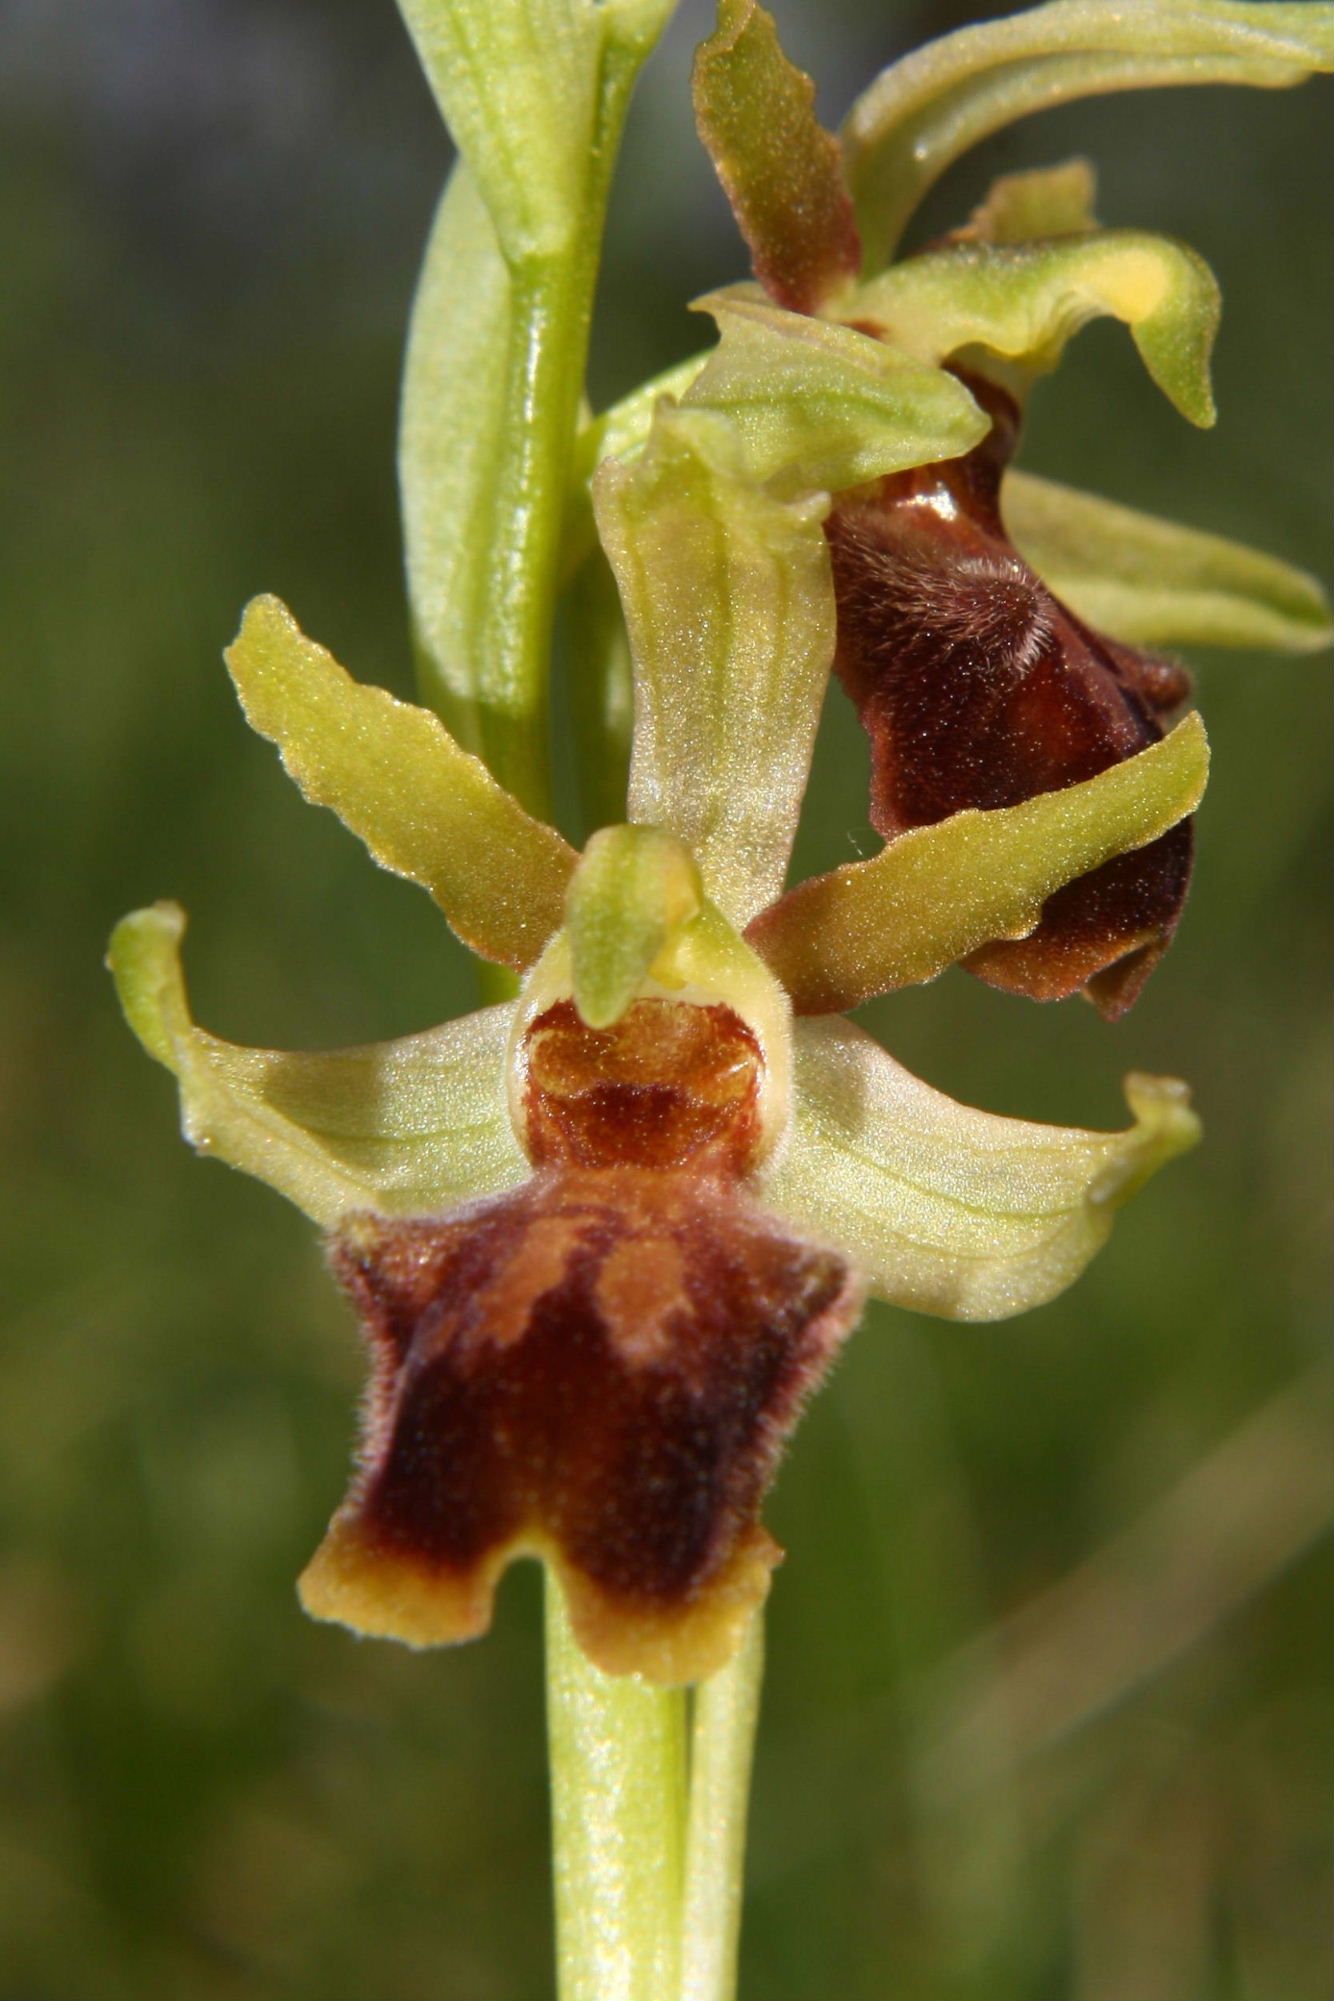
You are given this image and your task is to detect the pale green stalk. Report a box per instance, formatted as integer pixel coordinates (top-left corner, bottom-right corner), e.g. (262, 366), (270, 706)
(680, 1614), (765, 2001)
(545, 1576), (765, 2001)
(545, 1574), (688, 2001)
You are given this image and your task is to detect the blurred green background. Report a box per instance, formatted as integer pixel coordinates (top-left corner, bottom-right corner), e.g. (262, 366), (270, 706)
(0, 2), (1329, 1995)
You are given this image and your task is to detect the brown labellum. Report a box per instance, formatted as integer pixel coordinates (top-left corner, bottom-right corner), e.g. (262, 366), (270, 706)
(300, 999), (860, 1683)
(825, 371), (1194, 1018)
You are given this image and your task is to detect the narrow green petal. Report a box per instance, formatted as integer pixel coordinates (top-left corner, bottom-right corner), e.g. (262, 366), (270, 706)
(964, 158), (1099, 242)
(594, 408), (835, 928)
(763, 1016), (1199, 1321)
(746, 713), (1208, 1015)
(854, 230), (1219, 426)
(692, 0), (860, 313)
(107, 903), (527, 1226)
(1004, 469), (1334, 652)
(843, 0), (1334, 268)
(396, 0), (598, 260)
(225, 595), (575, 971)
(685, 287), (989, 494)
(565, 826), (704, 1030)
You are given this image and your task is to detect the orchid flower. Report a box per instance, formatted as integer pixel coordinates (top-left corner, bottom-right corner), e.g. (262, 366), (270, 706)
(109, 555), (1206, 1684)
(573, 0), (1333, 1016)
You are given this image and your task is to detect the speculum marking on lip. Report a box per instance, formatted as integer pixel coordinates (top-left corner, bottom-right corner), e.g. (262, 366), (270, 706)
(826, 371), (1196, 1018)
(300, 999), (861, 1682)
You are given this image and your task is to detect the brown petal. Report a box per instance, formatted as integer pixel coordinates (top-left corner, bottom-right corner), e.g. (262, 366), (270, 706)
(299, 997), (861, 1682)
(300, 1170), (858, 1683)
(826, 372), (1194, 1018)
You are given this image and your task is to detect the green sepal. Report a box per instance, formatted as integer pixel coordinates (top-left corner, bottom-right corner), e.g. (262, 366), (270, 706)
(565, 826), (705, 1029)
(225, 594), (575, 971)
(107, 903), (527, 1226)
(764, 1016), (1200, 1320)
(685, 288), (989, 495)
(1004, 470), (1334, 652)
(853, 229), (1219, 426)
(593, 407), (835, 928)
(692, 0), (861, 313)
(843, 0), (1334, 269)
(746, 713), (1209, 1015)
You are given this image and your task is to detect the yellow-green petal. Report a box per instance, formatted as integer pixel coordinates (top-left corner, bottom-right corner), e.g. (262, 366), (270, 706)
(853, 230), (1219, 426)
(1004, 470), (1334, 652)
(107, 903), (527, 1226)
(685, 287), (989, 495)
(746, 713), (1208, 1015)
(225, 594), (576, 971)
(594, 407), (835, 929)
(763, 1016), (1199, 1321)
(843, 0), (1334, 269)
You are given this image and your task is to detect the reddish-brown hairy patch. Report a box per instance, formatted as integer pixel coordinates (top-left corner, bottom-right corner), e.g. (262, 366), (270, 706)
(826, 373), (1194, 1018)
(299, 1001), (861, 1682)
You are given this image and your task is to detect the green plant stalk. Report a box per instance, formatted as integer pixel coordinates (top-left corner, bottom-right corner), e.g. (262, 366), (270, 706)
(545, 1572), (688, 2001)
(680, 1612), (765, 2001)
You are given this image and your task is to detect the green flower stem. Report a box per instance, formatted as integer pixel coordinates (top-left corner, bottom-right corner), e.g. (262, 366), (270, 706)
(545, 1572), (688, 2001)
(469, 251), (584, 818)
(680, 1612), (765, 2001)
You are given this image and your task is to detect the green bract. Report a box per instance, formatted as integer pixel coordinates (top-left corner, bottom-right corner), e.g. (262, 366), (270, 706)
(593, 408), (836, 927)
(399, 0), (677, 807)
